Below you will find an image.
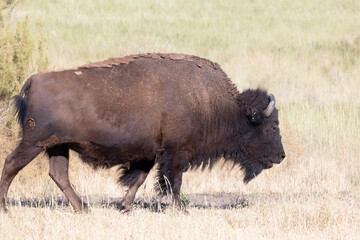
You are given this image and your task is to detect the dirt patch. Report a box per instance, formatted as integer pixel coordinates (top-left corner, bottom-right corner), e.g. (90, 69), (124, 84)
(5, 193), (249, 212)
(132, 193), (249, 211)
(5, 192), (359, 212)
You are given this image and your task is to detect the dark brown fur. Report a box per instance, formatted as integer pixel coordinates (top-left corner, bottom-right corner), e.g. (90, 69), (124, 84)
(0, 53), (285, 212)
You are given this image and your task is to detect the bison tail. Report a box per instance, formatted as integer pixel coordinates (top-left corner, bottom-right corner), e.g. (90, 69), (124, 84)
(12, 77), (32, 128)
(11, 95), (28, 127)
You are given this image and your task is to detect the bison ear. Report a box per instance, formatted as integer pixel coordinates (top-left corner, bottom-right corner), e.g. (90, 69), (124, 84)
(246, 107), (264, 126)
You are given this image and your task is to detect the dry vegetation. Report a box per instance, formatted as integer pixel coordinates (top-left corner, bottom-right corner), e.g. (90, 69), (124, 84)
(0, 0), (359, 239)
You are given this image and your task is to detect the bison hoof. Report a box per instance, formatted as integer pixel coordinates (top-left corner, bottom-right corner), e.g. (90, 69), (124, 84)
(74, 206), (90, 214)
(0, 200), (7, 213)
(178, 208), (189, 215)
(120, 205), (132, 214)
(0, 207), (8, 213)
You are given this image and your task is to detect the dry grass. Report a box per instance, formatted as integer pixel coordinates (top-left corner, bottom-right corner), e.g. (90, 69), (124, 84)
(1, 0), (360, 239)
(0, 195), (359, 240)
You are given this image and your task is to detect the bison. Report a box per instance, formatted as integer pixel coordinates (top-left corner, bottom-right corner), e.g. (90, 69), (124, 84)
(0, 53), (285, 213)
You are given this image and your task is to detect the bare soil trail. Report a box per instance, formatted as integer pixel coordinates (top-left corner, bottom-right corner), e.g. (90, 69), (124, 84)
(5, 193), (249, 211)
(5, 192), (358, 212)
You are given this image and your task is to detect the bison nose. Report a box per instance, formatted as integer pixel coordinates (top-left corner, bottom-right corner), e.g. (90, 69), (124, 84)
(276, 152), (285, 164)
(279, 152), (286, 162)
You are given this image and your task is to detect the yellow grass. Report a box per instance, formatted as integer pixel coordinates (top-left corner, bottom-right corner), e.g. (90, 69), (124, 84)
(1, 0), (360, 239)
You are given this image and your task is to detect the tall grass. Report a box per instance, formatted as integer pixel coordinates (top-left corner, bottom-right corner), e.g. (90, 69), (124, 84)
(0, 0), (359, 239)
(0, 1), (48, 139)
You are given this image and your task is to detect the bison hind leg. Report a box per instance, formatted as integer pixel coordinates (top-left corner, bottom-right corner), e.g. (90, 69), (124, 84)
(0, 141), (42, 212)
(45, 144), (69, 158)
(46, 144), (88, 213)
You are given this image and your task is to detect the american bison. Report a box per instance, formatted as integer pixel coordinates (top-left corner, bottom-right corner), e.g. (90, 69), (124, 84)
(0, 53), (285, 213)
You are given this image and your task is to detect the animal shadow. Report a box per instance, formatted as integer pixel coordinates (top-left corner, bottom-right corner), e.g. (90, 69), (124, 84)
(5, 193), (249, 212)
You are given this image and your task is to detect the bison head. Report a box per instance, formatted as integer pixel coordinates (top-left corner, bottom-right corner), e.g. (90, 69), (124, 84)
(237, 90), (285, 183)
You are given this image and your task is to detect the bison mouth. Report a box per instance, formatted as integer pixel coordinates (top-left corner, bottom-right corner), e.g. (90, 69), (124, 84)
(262, 161), (273, 169)
(262, 154), (285, 169)
(242, 157), (278, 183)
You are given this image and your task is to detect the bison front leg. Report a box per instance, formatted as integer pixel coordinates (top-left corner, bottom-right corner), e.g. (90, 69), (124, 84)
(119, 159), (154, 213)
(120, 172), (148, 213)
(172, 170), (187, 211)
(49, 155), (88, 213)
(156, 150), (189, 212)
(172, 152), (189, 213)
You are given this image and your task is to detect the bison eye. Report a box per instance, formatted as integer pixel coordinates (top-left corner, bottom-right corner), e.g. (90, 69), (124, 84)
(246, 107), (264, 126)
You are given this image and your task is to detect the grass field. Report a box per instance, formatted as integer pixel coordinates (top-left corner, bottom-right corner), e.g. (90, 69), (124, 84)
(1, 0), (360, 239)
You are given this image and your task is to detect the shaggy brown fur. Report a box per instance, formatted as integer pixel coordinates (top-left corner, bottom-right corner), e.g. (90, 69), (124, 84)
(0, 53), (285, 212)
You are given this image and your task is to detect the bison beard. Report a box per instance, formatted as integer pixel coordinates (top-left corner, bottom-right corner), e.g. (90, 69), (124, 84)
(0, 53), (285, 213)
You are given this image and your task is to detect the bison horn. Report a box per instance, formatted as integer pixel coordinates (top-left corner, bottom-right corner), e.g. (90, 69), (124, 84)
(263, 94), (275, 117)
